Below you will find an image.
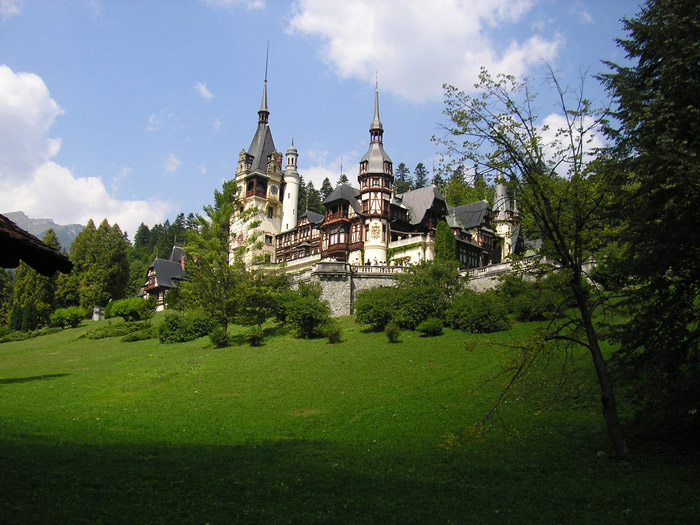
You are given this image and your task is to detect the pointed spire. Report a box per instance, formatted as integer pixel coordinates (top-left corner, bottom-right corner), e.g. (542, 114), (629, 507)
(258, 42), (270, 125)
(370, 81), (383, 132)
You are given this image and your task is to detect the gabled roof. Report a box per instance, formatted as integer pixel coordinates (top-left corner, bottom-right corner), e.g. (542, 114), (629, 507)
(149, 258), (184, 289)
(0, 213), (73, 276)
(323, 184), (362, 215)
(169, 246), (186, 263)
(300, 210), (325, 227)
(395, 185), (446, 225)
(447, 200), (490, 230)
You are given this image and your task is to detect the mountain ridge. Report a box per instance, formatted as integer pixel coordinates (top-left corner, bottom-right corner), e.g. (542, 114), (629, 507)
(3, 211), (83, 253)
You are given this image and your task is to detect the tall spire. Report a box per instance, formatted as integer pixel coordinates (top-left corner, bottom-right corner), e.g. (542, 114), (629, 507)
(370, 81), (383, 134)
(258, 41), (270, 125)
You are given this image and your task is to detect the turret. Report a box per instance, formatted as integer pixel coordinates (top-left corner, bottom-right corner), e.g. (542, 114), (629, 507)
(282, 140), (300, 232)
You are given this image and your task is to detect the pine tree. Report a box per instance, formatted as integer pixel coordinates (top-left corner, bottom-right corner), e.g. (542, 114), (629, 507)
(319, 177), (334, 201)
(305, 181), (324, 214)
(413, 163), (429, 189)
(395, 162), (412, 193)
(600, 0), (700, 429)
(336, 173), (349, 187)
(11, 229), (62, 326)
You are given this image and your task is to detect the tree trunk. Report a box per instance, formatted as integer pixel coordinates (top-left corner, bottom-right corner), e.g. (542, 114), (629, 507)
(573, 281), (631, 460)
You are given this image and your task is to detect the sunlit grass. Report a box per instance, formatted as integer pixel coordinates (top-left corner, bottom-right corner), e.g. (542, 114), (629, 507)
(0, 315), (697, 523)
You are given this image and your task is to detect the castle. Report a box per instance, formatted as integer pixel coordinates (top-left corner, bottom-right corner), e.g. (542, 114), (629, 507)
(229, 78), (519, 273)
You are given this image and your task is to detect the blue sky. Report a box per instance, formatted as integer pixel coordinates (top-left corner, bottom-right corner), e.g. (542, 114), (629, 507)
(0, 0), (641, 238)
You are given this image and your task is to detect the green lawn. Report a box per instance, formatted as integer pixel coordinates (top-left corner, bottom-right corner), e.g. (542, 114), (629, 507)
(0, 317), (697, 523)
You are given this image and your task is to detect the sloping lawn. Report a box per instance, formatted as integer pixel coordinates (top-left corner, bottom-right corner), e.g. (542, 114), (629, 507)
(0, 317), (697, 523)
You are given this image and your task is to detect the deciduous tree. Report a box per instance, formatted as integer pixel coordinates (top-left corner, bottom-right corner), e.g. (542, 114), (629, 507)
(435, 68), (629, 459)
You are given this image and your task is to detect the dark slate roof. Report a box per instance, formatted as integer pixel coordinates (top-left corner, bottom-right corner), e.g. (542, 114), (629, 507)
(396, 185), (446, 225)
(300, 210), (325, 226)
(169, 246), (186, 263)
(149, 258), (184, 289)
(247, 122), (276, 175)
(0, 213), (73, 276)
(322, 184), (362, 214)
(447, 200), (490, 230)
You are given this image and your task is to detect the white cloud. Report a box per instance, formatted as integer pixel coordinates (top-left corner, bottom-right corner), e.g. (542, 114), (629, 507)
(199, 165), (207, 175)
(289, 0), (562, 102)
(539, 112), (605, 176)
(111, 165), (132, 195)
(195, 81), (214, 100)
(0, 0), (22, 20)
(164, 153), (182, 173)
(0, 65), (172, 236)
(146, 108), (178, 134)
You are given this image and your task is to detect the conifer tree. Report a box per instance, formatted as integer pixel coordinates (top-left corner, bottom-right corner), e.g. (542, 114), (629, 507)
(413, 163), (429, 189)
(319, 177), (334, 201)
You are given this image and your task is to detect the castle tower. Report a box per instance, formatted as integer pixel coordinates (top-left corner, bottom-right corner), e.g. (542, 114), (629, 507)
(281, 140), (300, 232)
(358, 85), (394, 263)
(231, 72), (284, 263)
(493, 177), (519, 260)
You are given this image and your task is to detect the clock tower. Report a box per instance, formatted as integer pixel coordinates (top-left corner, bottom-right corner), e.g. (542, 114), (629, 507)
(358, 86), (394, 263)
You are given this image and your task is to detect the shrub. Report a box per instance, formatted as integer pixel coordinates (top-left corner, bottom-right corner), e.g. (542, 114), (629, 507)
(107, 297), (153, 322)
(394, 286), (447, 330)
(80, 321), (150, 340)
(121, 325), (158, 342)
(385, 321), (401, 343)
(417, 317), (443, 337)
(353, 286), (398, 331)
(286, 296), (331, 339)
(158, 310), (216, 344)
(50, 307), (86, 329)
(211, 326), (231, 348)
(447, 290), (510, 334)
(9, 304), (22, 331)
(326, 321), (343, 344)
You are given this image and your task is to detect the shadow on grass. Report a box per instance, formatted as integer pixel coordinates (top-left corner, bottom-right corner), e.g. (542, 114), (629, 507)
(0, 374), (70, 385)
(1, 434), (698, 524)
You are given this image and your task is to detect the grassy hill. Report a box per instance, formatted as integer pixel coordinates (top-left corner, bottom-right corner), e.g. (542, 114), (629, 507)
(0, 316), (697, 523)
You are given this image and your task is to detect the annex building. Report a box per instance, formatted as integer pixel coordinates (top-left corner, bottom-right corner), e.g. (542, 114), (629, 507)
(229, 79), (519, 274)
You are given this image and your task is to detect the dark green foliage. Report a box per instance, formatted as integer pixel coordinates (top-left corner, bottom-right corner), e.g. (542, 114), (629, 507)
(302, 181), (324, 215)
(393, 286), (446, 330)
(121, 327), (157, 343)
(396, 258), (463, 301)
(319, 177), (334, 201)
(210, 326), (231, 348)
(20, 301), (39, 331)
(0, 269), (13, 327)
(9, 303), (22, 331)
(285, 296), (331, 339)
(353, 286), (398, 331)
(50, 307), (86, 329)
(416, 317), (443, 337)
(325, 321), (343, 344)
(395, 162), (412, 193)
(497, 274), (564, 322)
(447, 290), (510, 334)
(79, 321), (151, 340)
(413, 162), (429, 189)
(107, 297), (153, 322)
(385, 321), (401, 343)
(435, 221), (456, 261)
(600, 0), (700, 432)
(158, 311), (216, 344)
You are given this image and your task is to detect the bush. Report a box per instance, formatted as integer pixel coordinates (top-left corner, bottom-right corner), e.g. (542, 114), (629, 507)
(394, 286), (447, 330)
(385, 321), (401, 343)
(286, 296), (331, 339)
(106, 297), (153, 322)
(50, 307), (86, 329)
(121, 325), (158, 342)
(211, 326), (231, 348)
(417, 317), (443, 337)
(80, 321), (150, 340)
(353, 287), (398, 331)
(447, 290), (510, 334)
(326, 321), (343, 344)
(158, 310), (216, 344)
